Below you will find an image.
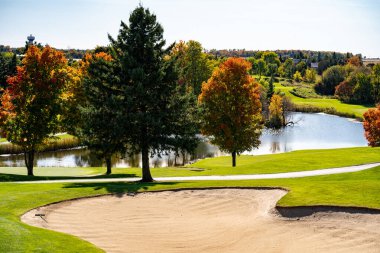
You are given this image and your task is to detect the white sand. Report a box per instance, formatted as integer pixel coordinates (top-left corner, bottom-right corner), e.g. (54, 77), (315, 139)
(22, 189), (380, 253)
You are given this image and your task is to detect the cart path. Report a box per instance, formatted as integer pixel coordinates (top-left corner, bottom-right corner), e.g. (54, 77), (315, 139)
(9, 162), (380, 184)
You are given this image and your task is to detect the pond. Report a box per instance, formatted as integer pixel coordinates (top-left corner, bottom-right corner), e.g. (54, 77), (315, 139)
(0, 113), (368, 168)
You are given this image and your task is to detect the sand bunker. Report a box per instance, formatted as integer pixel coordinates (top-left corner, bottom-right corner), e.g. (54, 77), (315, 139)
(22, 189), (380, 253)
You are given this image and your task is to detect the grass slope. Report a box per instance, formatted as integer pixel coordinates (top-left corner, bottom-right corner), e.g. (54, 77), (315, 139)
(1, 165), (380, 252)
(275, 83), (372, 119)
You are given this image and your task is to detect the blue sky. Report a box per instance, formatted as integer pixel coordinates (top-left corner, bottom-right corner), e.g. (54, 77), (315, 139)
(1, 0), (379, 57)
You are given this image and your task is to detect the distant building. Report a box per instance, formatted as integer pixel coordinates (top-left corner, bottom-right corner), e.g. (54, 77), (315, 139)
(310, 62), (318, 69)
(27, 34), (35, 45)
(292, 58), (301, 64)
(363, 58), (380, 66)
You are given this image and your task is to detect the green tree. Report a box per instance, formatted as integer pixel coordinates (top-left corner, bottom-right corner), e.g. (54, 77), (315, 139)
(267, 63), (278, 78)
(267, 75), (275, 100)
(174, 40), (213, 96)
(78, 52), (125, 175)
(262, 52), (280, 76)
(304, 68), (317, 83)
(109, 6), (191, 182)
(256, 59), (266, 78)
(168, 90), (200, 166)
(293, 71), (302, 82)
(0, 53), (8, 88)
(277, 64), (285, 77)
(199, 58), (263, 167)
(317, 65), (345, 95)
(295, 61), (307, 76)
(0, 52), (17, 90)
(372, 64), (380, 103)
(353, 73), (372, 104)
(262, 51), (280, 66)
(283, 58), (294, 79)
(0, 46), (68, 176)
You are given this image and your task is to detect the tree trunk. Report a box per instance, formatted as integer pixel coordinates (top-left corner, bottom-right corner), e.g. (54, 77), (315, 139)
(182, 150), (186, 166)
(141, 146), (153, 182)
(105, 156), (112, 175)
(232, 151), (236, 167)
(24, 150), (35, 176)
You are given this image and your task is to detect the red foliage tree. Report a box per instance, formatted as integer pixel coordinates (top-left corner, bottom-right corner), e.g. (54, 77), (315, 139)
(198, 58), (263, 167)
(363, 105), (380, 147)
(0, 46), (68, 175)
(335, 81), (354, 102)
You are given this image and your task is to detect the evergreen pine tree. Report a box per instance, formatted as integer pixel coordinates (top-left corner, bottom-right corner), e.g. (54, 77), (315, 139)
(109, 6), (194, 182)
(267, 75), (275, 101)
(79, 53), (125, 175)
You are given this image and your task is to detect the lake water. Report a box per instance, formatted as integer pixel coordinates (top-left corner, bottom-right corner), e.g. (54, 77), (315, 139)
(0, 113), (368, 168)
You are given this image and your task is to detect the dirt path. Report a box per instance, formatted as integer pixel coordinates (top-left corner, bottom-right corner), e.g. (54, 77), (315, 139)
(22, 189), (380, 253)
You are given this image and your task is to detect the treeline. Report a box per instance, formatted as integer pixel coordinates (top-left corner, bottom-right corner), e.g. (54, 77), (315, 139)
(208, 49), (358, 74)
(244, 51), (317, 85)
(0, 44), (89, 60)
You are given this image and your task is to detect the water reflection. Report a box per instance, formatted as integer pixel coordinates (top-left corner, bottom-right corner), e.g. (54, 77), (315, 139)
(0, 113), (368, 168)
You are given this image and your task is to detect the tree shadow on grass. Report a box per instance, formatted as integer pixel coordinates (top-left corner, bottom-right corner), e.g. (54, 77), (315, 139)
(0, 172), (138, 182)
(63, 181), (180, 197)
(90, 173), (138, 179)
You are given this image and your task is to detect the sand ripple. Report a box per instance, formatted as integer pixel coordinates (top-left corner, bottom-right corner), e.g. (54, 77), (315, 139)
(22, 189), (380, 253)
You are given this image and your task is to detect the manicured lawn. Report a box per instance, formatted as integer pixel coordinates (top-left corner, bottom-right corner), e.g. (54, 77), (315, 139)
(275, 83), (372, 119)
(1, 147), (379, 181)
(189, 147), (380, 175)
(1, 165), (380, 252)
(0, 167), (102, 177)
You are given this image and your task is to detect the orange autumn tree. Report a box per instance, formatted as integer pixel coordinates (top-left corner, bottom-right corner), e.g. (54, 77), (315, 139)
(198, 57), (263, 167)
(0, 46), (68, 176)
(363, 105), (380, 147)
(60, 51), (112, 134)
(268, 94), (284, 129)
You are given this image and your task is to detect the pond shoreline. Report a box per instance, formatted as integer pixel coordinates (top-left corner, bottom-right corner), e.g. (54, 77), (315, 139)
(0, 112), (367, 168)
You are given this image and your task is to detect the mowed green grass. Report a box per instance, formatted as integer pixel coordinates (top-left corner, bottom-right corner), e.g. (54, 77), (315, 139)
(275, 83), (372, 119)
(0, 167), (102, 177)
(1, 165), (380, 252)
(1, 147), (379, 181)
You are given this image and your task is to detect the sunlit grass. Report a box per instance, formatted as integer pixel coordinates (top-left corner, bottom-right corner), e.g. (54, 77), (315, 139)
(275, 83), (372, 119)
(1, 165), (380, 252)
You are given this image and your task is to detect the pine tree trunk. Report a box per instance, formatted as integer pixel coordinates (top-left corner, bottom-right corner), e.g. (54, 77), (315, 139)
(105, 156), (112, 175)
(141, 146), (153, 182)
(232, 151), (236, 167)
(24, 150), (35, 176)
